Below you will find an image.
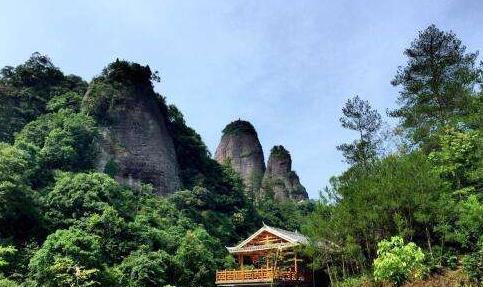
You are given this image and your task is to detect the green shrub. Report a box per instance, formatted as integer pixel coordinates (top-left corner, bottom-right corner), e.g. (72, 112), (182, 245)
(104, 159), (120, 177)
(114, 250), (176, 287)
(270, 145), (290, 160)
(0, 276), (17, 287)
(463, 240), (483, 285)
(373, 236), (425, 286)
(335, 274), (372, 287)
(222, 120), (257, 136)
(81, 81), (127, 124)
(28, 228), (105, 287)
(0, 143), (41, 239)
(0, 246), (16, 272)
(427, 245), (458, 272)
(46, 91), (83, 112)
(43, 172), (134, 229)
(15, 109), (98, 172)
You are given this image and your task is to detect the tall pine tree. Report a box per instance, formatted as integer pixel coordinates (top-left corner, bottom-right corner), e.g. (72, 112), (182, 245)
(390, 25), (480, 150)
(337, 95), (382, 166)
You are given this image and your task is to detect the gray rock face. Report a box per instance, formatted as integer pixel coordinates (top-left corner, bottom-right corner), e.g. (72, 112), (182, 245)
(86, 87), (180, 195)
(215, 120), (265, 196)
(261, 145), (308, 201)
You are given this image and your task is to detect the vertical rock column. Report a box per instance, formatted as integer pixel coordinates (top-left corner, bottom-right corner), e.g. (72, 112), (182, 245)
(261, 145), (308, 201)
(215, 120), (265, 197)
(84, 82), (180, 195)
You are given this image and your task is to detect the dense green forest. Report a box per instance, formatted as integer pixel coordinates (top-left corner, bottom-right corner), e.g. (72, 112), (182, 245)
(304, 25), (482, 286)
(0, 25), (481, 287)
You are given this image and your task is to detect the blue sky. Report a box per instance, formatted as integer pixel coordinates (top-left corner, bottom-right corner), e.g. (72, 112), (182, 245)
(1, 0), (482, 198)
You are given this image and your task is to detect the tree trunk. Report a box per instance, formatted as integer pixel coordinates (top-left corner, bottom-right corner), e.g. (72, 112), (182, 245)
(425, 226), (434, 259)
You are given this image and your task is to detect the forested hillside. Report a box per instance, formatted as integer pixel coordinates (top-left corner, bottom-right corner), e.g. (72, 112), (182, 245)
(0, 54), (310, 286)
(304, 25), (482, 286)
(0, 24), (481, 287)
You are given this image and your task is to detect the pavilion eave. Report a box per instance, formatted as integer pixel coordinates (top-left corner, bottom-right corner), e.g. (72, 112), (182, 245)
(226, 242), (299, 254)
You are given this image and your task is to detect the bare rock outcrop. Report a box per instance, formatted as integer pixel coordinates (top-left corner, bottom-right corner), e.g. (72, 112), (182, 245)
(215, 120), (265, 196)
(261, 145), (308, 201)
(84, 80), (180, 195)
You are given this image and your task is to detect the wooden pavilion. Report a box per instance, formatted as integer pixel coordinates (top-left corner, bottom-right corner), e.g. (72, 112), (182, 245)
(216, 224), (313, 286)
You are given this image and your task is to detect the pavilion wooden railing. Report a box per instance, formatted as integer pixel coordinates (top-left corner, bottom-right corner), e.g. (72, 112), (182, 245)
(216, 268), (274, 283)
(215, 268), (306, 284)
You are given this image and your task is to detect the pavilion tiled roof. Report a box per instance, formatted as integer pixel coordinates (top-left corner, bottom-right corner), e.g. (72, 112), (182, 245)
(226, 223), (308, 254)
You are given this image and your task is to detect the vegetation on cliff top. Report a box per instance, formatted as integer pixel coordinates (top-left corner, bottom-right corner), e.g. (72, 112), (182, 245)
(222, 119), (258, 136)
(81, 59), (167, 125)
(270, 145), (290, 160)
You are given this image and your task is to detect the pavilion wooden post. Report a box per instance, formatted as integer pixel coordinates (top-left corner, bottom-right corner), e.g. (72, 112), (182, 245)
(266, 255), (269, 269)
(294, 253), (298, 274)
(238, 254), (244, 270)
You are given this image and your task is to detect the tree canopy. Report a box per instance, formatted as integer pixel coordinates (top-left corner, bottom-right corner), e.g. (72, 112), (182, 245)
(390, 25), (481, 149)
(336, 95), (382, 165)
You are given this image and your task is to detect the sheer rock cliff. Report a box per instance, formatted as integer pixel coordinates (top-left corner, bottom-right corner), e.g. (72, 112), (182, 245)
(214, 120), (265, 196)
(261, 145), (308, 201)
(84, 83), (180, 195)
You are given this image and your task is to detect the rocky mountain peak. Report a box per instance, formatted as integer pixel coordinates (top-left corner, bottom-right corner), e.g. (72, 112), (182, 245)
(215, 120), (265, 196)
(266, 145), (291, 175)
(261, 145), (308, 201)
(83, 61), (180, 195)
